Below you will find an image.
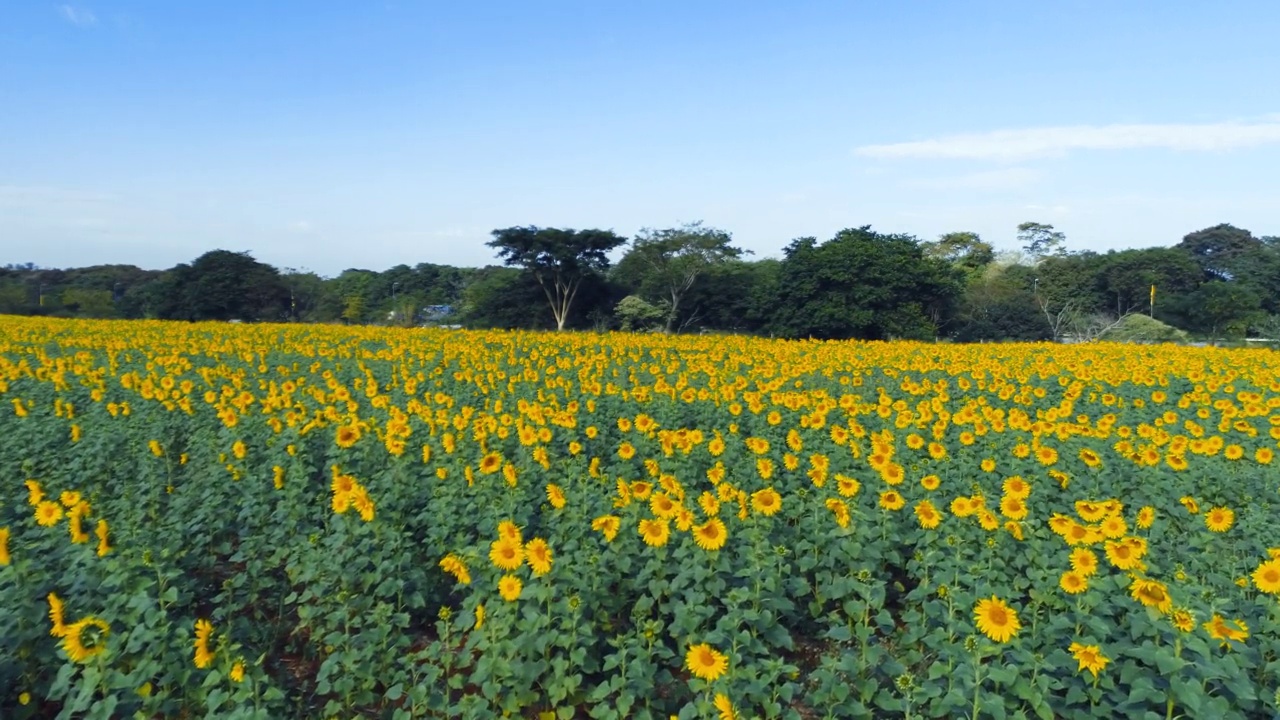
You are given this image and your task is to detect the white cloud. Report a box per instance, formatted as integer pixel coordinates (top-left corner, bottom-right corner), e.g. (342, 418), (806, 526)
(57, 5), (96, 26)
(905, 167), (1041, 191)
(856, 120), (1280, 162)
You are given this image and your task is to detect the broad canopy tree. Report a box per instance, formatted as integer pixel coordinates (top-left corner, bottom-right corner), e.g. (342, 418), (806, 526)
(769, 226), (962, 341)
(615, 222), (747, 332)
(487, 226), (627, 331)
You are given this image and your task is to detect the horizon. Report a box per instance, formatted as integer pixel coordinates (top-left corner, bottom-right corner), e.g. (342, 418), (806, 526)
(3, 2), (1279, 276)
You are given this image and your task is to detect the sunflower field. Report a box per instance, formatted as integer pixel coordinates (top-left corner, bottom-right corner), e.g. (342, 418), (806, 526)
(3, 315), (1280, 719)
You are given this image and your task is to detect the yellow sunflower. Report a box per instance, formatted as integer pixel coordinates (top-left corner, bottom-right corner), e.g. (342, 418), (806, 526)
(974, 596), (1021, 643)
(685, 643), (729, 682)
(1060, 570), (1088, 595)
(62, 617), (110, 664)
(879, 490), (905, 511)
(1067, 642), (1110, 677)
(750, 488), (782, 517)
(692, 518), (728, 551)
(525, 538), (553, 576)
(1205, 506), (1234, 532)
(591, 515), (621, 542)
(489, 538), (524, 571)
(638, 518), (670, 548)
(1251, 558), (1280, 595)
(498, 574), (523, 602)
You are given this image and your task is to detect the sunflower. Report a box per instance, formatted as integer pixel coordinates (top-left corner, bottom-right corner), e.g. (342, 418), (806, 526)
(1075, 501), (1108, 523)
(617, 442), (636, 460)
(545, 484), (567, 509)
(497, 520), (522, 542)
(0, 527), (9, 566)
(498, 574), (523, 602)
(94, 519), (110, 557)
(335, 424), (361, 448)
(193, 619), (215, 668)
(638, 518), (670, 548)
(629, 481), (653, 500)
(62, 617), (110, 664)
(1067, 642), (1110, 677)
(474, 603), (485, 630)
(1100, 515), (1127, 539)
(651, 493), (680, 519)
(980, 458), (996, 473)
(698, 491), (720, 517)
(1069, 548), (1098, 576)
(1060, 570), (1088, 595)
(750, 488), (782, 516)
(713, 692), (736, 720)
(999, 495), (1028, 521)
(974, 596), (1021, 643)
(1251, 558), (1280, 595)
(1169, 608), (1195, 633)
(1129, 577), (1173, 613)
(825, 498), (851, 528)
(1035, 446), (1058, 466)
(1179, 496), (1199, 514)
(1203, 614), (1249, 645)
(692, 518), (728, 551)
(350, 486), (375, 522)
(1078, 448), (1102, 468)
(489, 538), (524, 571)
(685, 643), (729, 682)
(1104, 540), (1145, 570)
(48, 593), (67, 637)
(914, 500), (942, 529)
(920, 474), (940, 491)
(1205, 507), (1234, 532)
(229, 660), (245, 683)
(835, 475), (861, 497)
(35, 500), (64, 527)
(478, 452), (502, 475)
(879, 490), (905, 511)
(591, 514), (621, 542)
(439, 554), (471, 585)
(1001, 476), (1030, 498)
(1257, 447), (1275, 465)
(1048, 513), (1074, 536)
(525, 538), (553, 576)
(1135, 506), (1155, 529)
(60, 491), (82, 508)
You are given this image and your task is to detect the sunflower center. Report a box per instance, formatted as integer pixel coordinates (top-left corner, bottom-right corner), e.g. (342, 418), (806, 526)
(988, 607), (1008, 625)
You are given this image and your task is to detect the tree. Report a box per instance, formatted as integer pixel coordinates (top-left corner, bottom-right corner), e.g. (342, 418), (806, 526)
(922, 232), (995, 278)
(1018, 222), (1067, 262)
(616, 222), (747, 332)
(458, 266), (552, 330)
(769, 227), (960, 340)
(1176, 224), (1262, 281)
(1180, 281), (1264, 340)
(952, 265), (1048, 342)
(487, 226), (627, 331)
(613, 295), (666, 332)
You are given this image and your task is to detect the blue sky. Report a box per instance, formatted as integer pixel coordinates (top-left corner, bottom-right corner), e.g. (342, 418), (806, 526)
(2, 2), (1278, 276)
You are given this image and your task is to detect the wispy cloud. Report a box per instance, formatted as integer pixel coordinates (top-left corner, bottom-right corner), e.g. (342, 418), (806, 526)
(856, 120), (1280, 162)
(905, 167), (1041, 191)
(57, 5), (96, 26)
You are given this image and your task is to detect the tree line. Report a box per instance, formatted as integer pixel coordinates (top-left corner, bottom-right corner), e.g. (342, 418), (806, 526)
(2, 221), (1277, 342)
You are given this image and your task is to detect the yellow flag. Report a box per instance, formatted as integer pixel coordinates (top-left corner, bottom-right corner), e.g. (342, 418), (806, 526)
(1150, 284), (1155, 304)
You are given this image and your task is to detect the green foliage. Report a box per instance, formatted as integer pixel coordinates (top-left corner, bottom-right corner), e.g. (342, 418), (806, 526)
(613, 295), (666, 332)
(1098, 314), (1188, 343)
(770, 227), (961, 340)
(487, 227), (628, 331)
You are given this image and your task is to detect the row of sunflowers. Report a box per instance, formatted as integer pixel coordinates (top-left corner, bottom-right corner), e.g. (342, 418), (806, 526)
(2, 315), (1280, 718)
